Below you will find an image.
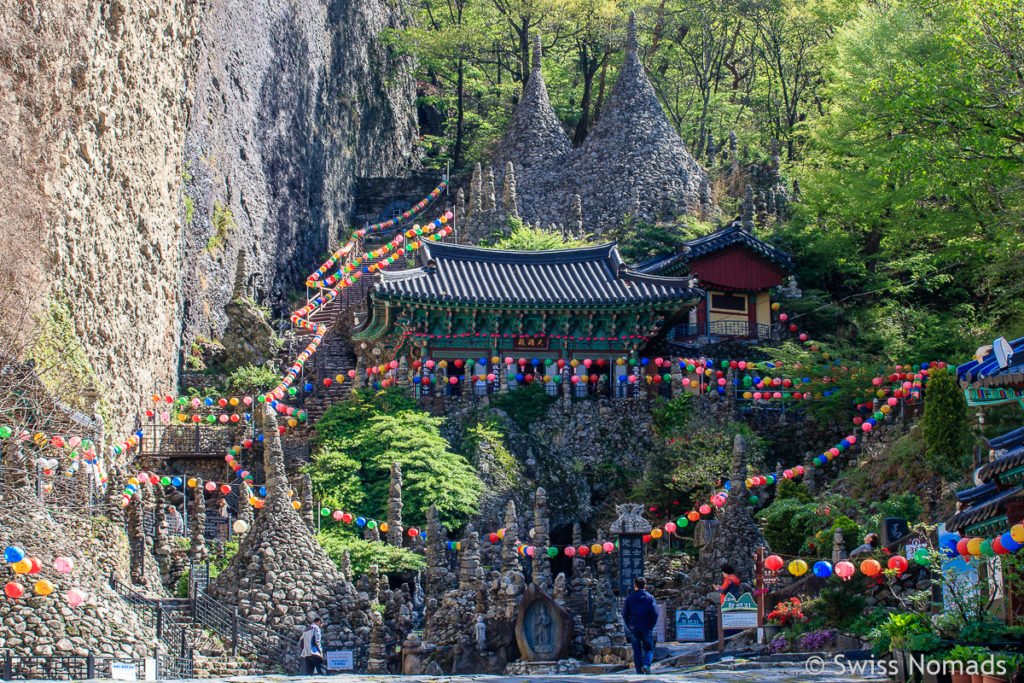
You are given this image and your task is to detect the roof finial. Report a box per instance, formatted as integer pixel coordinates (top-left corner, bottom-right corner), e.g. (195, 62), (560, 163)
(532, 33), (542, 71)
(627, 11), (637, 52)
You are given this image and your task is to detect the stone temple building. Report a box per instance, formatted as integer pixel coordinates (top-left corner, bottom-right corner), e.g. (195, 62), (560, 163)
(482, 13), (712, 236)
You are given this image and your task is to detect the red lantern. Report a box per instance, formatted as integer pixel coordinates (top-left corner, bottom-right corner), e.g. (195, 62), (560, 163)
(220, 484), (231, 494)
(888, 556), (908, 574)
(407, 527), (419, 538)
(764, 555), (784, 571)
(323, 378), (332, 387)
(699, 504), (711, 515)
(488, 533), (498, 543)
(577, 545), (589, 556)
(342, 513), (353, 523)
(642, 534), (652, 543)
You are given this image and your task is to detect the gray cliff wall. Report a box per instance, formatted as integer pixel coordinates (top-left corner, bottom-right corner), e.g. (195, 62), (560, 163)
(179, 0), (418, 347)
(2, 0), (417, 439)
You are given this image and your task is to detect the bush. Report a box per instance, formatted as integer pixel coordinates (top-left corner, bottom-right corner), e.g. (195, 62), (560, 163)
(762, 498), (825, 556)
(316, 529), (426, 577)
(875, 493), (923, 525)
(651, 394), (694, 434)
(224, 364), (279, 395)
(920, 370), (971, 478)
(815, 586), (867, 629)
(776, 478), (813, 503)
(489, 383), (556, 430)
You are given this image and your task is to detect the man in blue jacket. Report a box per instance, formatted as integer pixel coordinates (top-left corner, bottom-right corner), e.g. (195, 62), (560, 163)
(621, 577), (659, 674)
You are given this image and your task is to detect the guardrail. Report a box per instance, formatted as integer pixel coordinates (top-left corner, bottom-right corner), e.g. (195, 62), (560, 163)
(1, 653), (147, 681)
(108, 574), (193, 679)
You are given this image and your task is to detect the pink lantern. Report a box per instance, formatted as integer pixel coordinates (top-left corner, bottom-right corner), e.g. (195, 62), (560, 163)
(332, 510), (343, 521)
(191, 398), (201, 408)
(160, 412), (170, 423)
(243, 396), (253, 406)
(425, 360), (435, 369)
(65, 589), (85, 607)
(564, 546), (576, 557)
(487, 373), (496, 382)
(847, 435), (857, 444)
(602, 542), (615, 553)
(628, 375), (638, 384)
(887, 397), (898, 406)
(835, 561), (855, 581)
(779, 313), (788, 321)
(219, 414), (229, 423)
(862, 423), (873, 431)
(53, 557), (74, 573)
(448, 376), (458, 385)
(664, 522), (677, 533)
(783, 469), (793, 479)
(794, 465), (805, 475)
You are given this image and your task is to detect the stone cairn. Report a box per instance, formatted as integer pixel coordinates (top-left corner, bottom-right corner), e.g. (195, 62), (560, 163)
(207, 406), (368, 667)
(678, 434), (767, 609)
(489, 16), (711, 234)
(386, 461), (404, 545)
(530, 487), (552, 592)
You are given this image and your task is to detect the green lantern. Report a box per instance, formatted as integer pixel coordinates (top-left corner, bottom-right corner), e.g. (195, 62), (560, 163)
(546, 547), (558, 557)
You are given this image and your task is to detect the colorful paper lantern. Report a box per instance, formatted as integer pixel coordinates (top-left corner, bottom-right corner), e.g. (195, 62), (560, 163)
(764, 555), (783, 572)
(834, 560), (855, 580)
(4, 582), (24, 599)
(860, 559), (882, 577)
(788, 559), (808, 577)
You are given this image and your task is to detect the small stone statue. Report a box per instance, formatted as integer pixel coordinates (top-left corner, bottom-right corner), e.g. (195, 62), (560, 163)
(475, 615), (487, 651)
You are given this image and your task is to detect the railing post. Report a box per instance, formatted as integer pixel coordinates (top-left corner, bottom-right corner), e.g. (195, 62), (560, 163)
(156, 605), (163, 640)
(86, 651), (95, 680)
(231, 607), (239, 657)
(4, 652), (13, 681)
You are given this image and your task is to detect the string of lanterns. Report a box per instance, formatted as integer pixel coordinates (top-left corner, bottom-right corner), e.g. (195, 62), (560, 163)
(271, 213), (454, 408)
(3, 546), (86, 605)
(305, 182), (447, 288)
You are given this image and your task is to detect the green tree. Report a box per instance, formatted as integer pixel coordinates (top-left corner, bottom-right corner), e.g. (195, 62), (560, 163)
(920, 369), (971, 478)
(307, 389), (483, 528)
(487, 221), (595, 249)
(316, 530), (427, 577)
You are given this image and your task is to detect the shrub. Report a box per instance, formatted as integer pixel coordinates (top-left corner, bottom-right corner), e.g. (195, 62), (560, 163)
(489, 382), (556, 430)
(776, 478), (813, 503)
(920, 370), (971, 478)
(224, 364), (279, 395)
(651, 394), (694, 434)
(815, 586), (866, 629)
(316, 530), (426, 577)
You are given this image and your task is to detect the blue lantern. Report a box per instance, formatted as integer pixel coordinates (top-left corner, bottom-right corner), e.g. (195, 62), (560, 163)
(356, 517), (366, 526)
(171, 476), (183, 487)
(813, 561), (833, 578)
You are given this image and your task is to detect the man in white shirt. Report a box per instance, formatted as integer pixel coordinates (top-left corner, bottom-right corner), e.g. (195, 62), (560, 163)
(299, 617), (326, 674)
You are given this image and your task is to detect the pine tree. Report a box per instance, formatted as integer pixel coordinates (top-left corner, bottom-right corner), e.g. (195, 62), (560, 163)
(920, 370), (971, 479)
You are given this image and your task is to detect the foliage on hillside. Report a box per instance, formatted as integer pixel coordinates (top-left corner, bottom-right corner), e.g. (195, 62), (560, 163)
(485, 221), (596, 251)
(307, 388), (483, 529)
(920, 369), (972, 478)
(316, 529), (426, 576)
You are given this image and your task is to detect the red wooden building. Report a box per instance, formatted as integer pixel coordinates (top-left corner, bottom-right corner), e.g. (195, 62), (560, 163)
(634, 218), (794, 341)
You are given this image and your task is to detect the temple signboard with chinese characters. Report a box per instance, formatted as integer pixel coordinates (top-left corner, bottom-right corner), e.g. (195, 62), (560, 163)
(513, 336), (549, 351)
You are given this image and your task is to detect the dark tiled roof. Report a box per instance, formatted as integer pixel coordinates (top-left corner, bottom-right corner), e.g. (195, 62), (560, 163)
(978, 447), (1024, 484)
(375, 242), (701, 306)
(987, 424), (1024, 451)
(631, 221), (795, 276)
(683, 220), (795, 270)
(957, 336), (1024, 388)
(955, 482), (997, 504)
(945, 485), (1024, 533)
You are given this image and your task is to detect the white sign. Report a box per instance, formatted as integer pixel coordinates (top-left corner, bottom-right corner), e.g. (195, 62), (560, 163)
(721, 610), (758, 629)
(144, 657), (157, 682)
(655, 601), (667, 642)
(905, 537), (927, 561)
(326, 650), (354, 671)
(110, 662), (137, 681)
(675, 610), (705, 641)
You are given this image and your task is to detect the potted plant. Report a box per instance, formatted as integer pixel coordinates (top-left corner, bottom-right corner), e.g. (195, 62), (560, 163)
(984, 653), (1023, 683)
(872, 613), (931, 683)
(944, 645), (987, 683)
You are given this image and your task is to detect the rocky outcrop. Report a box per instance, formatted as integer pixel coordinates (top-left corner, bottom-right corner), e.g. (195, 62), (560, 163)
(179, 0), (418, 351)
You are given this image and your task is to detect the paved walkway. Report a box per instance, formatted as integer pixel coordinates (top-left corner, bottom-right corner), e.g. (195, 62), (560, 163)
(150, 660), (885, 683)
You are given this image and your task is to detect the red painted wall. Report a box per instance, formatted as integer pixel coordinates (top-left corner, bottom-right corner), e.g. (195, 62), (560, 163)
(690, 246), (787, 291)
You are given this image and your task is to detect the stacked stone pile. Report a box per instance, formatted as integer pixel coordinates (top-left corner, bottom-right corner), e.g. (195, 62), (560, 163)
(207, 406), (368, 656)
(0, 477), (155, 659)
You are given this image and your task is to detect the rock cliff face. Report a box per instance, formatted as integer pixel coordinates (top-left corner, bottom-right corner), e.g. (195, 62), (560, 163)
(1, 0), (417, 437)
(179, 0), (418, 346)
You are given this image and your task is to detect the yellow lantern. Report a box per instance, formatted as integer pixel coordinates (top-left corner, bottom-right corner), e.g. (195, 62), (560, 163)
(12, 559), (32, 574)
(771, 302), (780, 311)
(570, 359), (579, 367)
(379, 523), (389, 533)
(336, 374), (344, 383)
(788, 559), (808, 577)
(876, 390), (886, 399)
(743, 391), (752, 399)
(187, 478), (197, 488)
(292, 500), (301, 510)
(230, 397), (239, 406)
(177, 413), (187, 422)
(1011, 524), (1024, 543)
(249, 496), (258, 505)
(591, 544), (602, 555)
(491, 356), (500, 365)
(129, 477), (140, 486)
(543, 375), (551, 382)
(288, 418), (298, 428)
(439, 360), (448, 368)
(616, 358), (625, 366)
(745, 478), (754, 488)
(651, 528), (663, 539)
(33, 579), (54, 596)
(967, 537), (983, 555)
(880, 405), (891, 414)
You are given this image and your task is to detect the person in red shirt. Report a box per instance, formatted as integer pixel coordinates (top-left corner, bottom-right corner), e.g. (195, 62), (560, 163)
(718, 563), (740, 604)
